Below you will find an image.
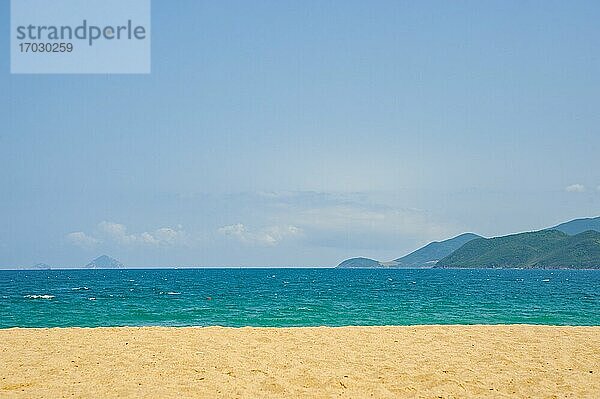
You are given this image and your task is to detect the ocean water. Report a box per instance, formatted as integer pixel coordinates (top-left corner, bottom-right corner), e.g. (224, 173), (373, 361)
(0, 268), (598, 328)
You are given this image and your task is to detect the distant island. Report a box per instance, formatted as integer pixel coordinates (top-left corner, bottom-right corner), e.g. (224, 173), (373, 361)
(337, 216), (600, 269)
(85, 255), (124, 269)
(31, 263), (51, 270)
(27, 255), (125, 270)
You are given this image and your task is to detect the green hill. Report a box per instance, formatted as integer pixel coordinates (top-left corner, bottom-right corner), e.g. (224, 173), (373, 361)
(335, 216), (600, 269)
(550, 216), (600, 235)
(336, 233), (481, 268)
(436, 230), (600, 269)
(392, 233), (481, 268)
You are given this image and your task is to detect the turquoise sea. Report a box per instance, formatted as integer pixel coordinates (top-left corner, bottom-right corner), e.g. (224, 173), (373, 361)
(0, 268), (598, 328)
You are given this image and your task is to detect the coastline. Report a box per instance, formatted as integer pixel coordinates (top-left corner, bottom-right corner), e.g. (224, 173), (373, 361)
(1, 325), (598, 398)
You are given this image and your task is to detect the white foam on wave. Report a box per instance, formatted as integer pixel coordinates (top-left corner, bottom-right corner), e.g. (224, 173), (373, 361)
(89, 297), (96, 301)
(167, 292), (181, 295)
(24, 294), (54, 299)
(72, 287), (90, 291)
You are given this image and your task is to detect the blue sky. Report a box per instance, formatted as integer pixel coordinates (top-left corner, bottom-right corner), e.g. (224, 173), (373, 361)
(1, 0), (599, 267)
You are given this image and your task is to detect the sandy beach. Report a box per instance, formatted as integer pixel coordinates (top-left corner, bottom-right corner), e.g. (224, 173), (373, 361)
(0, 325), (598, 398)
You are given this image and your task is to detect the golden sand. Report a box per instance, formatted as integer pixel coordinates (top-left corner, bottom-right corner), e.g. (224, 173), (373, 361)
(0, 325), (598, 398)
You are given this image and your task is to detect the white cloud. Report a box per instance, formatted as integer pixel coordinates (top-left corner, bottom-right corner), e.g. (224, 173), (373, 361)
(66, 232), (99, 249)
(229, 191), (456, 251)
(288, 204), (449, 242)
(153, 227), (186, 245)
(66, 222), (188, 248)
(97, 221), (188, 246)
(217, 196), (451, 251)
(97, 221), (137, 245)
(565, 184), (586, 193)
(218, 223), (302, 246)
